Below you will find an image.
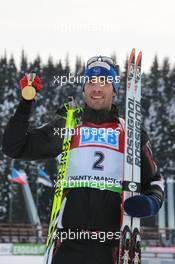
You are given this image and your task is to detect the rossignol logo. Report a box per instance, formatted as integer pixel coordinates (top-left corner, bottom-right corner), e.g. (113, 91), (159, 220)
(128, 63), (134, 81)
(135, 67), (141, 84)
(123, 180), (140, 193)
(135, 66), (141, 93)
(126, 97), (134, 165)
(126, 98), (141, 167)
(128, 182), (137, 192)
(134, 100), (141, 167)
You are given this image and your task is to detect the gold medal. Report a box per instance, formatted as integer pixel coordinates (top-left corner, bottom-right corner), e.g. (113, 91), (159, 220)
(22, 86), (36, 100)
(22, 73), (36, 100)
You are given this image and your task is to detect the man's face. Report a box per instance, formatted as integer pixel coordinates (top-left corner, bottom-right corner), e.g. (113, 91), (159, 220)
(83, 76), (116, 110)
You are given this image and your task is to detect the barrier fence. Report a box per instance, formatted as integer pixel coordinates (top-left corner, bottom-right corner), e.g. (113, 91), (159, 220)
(0, 224), (174, 247)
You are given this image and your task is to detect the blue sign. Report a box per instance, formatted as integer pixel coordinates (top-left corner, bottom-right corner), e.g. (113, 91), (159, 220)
(80, 128), (119, 148)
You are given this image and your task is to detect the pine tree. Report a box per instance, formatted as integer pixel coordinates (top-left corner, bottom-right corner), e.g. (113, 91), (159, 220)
(20, 50), (28, 77)
(0, 54), (19, 223)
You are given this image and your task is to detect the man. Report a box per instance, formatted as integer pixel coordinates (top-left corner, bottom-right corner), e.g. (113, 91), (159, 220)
(2, 56), (164, 264)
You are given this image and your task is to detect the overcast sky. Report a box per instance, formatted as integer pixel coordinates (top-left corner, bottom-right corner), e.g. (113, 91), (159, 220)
(0, 0), (175, 72)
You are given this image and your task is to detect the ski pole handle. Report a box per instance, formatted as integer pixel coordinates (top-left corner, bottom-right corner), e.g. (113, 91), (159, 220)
(67, 96), (77, 109)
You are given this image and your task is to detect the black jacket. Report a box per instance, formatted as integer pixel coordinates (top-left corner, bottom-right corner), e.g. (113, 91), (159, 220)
(2, 100), (164, 231)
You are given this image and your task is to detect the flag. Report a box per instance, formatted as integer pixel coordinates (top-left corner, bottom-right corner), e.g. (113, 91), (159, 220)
(8, 168), (28, 186)
(37, 168), (53, 188)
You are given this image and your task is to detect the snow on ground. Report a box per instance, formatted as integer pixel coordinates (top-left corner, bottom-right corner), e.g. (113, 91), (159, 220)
(0, 255), (44, 264)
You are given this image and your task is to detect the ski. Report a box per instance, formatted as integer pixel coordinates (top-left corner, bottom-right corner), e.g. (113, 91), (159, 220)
(130, 51), (142, 264)
(43, 97), (81, 264)
(118, 49), (142, 264)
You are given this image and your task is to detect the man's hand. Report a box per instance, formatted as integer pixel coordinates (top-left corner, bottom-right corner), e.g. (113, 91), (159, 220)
(124, 194), (159, 218)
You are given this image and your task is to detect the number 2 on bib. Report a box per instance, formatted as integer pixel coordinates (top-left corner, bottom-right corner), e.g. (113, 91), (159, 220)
(92, 151), (105, 170)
